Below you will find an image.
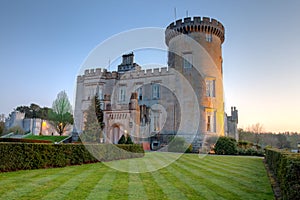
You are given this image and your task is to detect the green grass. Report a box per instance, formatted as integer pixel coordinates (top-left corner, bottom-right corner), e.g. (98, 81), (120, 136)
(24, 135), (68, 142)
(0, 153), (274, 200)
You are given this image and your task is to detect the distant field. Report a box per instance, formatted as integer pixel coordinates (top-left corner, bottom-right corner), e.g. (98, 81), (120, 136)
(24, 135), (68, 142)
(0, 153), (273, 200)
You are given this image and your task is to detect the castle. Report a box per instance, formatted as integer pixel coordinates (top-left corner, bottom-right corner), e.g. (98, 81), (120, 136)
(74, 16), (238, 152)
(4, 110), (63, 136)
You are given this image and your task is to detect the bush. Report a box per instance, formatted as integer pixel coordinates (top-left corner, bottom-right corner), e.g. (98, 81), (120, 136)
(125, 135), (133, 144)
(265, 148), (300, 200)
(0, 143), (144, 172)
(118, 135), (126, 144)
(185, 144), (193, 153)
(214, 137), (237, 155)
(237, 147), (264, 156)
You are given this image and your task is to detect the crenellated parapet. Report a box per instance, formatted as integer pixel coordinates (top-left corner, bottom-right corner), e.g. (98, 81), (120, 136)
(77, 68), (119, 82)
(165, 16), (225, 46)
(120, 67), (170, 80)
(77, 67), (170, 82)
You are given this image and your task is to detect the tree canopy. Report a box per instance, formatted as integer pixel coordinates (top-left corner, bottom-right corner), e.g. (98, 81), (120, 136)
(48, 91), (73, 135)
(16, 104), (51, 119)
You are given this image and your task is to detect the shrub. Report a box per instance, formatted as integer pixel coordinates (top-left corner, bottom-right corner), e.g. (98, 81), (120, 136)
(265, 148), (300, 200)
(0, 143), (144, 172)
(237, 147), (264, 156)
(118, 135), (126, 144)
(214, 137), (237, 155)
(125, 135), (133, 144)
(185, 144), (193, 153)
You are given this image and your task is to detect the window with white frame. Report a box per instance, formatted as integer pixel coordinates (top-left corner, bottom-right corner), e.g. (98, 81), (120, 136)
(206, 110), (216, 133)
(152, 110), (160, 132)
(152, 84), (160, 99)
(206, 33), (212, 42)
(137, 87), (142, 100)
(206, 79), (216, 97)
(119, 86), (126, 102)
(183, 53), (193, 69)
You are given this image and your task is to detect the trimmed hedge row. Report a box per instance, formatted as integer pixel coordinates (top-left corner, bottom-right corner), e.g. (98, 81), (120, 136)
(0, 138), (52, 143)
(0, 143), (144, 172)
(265, 148), (300, 200)
(237, 147), (264, 156)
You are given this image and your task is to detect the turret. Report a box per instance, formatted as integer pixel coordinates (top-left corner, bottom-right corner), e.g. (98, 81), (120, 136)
(129, 92), (139, 110)
(165, 17), (225, 46)
(165, 16), (225, 74)
(165, 16), (226, 146)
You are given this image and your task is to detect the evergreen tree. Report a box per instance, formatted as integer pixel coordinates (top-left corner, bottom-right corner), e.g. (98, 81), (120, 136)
(125, 135), (134, 144)
(81, 96), (101, 143)
(118, 134), (126, 144)
(94, 94), (105, 137)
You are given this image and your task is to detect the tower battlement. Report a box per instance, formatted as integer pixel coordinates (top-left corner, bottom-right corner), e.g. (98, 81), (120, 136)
(77, 68), (119, 82)
(120, 67), (169, 79)
(77, 67), (170, 82)
(165, 16), (225, 46)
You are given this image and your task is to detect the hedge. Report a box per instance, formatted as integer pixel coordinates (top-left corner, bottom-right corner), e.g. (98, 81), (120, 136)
(0, 138), (52, 143)
(265, 148), (300, 200)
(0, 143), (144, 172)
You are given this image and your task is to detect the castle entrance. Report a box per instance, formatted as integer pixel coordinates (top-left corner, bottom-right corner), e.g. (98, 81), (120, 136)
(108, 124), (121, 144)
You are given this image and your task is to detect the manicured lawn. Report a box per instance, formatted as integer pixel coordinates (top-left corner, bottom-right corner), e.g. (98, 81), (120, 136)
(24, 135), (68, 143)
(0, 153), (273, 199)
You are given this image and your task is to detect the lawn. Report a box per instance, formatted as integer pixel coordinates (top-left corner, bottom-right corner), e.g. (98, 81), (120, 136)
(24, 135), (68, 143)
(0, 153), (273, 200)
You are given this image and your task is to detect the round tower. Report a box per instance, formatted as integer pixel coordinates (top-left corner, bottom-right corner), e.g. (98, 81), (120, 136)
(165, 16), (225, 148)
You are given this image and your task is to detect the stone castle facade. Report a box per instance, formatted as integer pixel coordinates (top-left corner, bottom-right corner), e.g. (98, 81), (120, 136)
(74, 16), (238, 151)
(4, 110), (64, 135)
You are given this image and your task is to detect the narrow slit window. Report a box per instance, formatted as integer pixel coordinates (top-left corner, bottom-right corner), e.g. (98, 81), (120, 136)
(183, 53), (193, 69)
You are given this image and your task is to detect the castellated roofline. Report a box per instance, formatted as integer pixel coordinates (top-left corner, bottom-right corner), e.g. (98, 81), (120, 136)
(77, 67), (170, 82)
(165, 16), (225, 45)
(121, 67), (169, 79)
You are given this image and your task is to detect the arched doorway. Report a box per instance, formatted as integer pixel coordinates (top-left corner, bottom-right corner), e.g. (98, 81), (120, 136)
(108, 124), (121, 144)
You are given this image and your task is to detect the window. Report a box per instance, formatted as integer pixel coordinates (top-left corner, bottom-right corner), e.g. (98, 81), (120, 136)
(206, 110), (216, 133)
(206, 33), (212, 42)
(100, 103), (104, 110)
(154, 115), (160, 131)
(206, 79), (215, 97)
(151, 110), (160, 132)
(98, 87), (103, 100)
(119, 86), (126, 102)
(183, 53), (192, 69)
(152, 84), (160, 99)
(137, 87), (142, 100)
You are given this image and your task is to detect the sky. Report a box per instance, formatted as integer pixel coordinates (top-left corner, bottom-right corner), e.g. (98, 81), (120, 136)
(0, 0), (300, 133)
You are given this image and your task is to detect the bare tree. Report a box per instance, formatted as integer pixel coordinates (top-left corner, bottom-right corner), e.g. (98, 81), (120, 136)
(48, 91), (73, 135)
(246, 123), (264, 146)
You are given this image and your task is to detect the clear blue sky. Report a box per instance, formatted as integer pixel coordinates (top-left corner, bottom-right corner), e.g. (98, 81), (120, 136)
(1, 0), (300, 133)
